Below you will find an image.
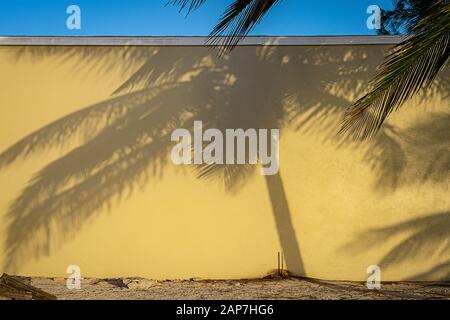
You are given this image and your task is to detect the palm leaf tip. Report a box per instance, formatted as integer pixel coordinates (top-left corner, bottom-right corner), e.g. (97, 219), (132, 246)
(341, 1), (450, 140)
(207, 0), (281, 54)
(168, 0), (207, 13)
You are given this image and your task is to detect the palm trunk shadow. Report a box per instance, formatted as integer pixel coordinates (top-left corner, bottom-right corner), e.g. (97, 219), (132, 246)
(264, 172), (305, 276)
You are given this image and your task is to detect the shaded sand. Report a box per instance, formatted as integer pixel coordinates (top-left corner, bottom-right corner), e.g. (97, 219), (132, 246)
(25, 277), (450, 300)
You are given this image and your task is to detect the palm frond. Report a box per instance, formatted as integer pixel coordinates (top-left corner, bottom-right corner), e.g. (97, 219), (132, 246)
(207, 0), (281, 53)
(168, 0), (207, 13)
(341, 1), (450, 140)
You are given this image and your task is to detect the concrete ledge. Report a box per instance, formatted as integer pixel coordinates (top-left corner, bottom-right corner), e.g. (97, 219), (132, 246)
(0, 36), (403, 46)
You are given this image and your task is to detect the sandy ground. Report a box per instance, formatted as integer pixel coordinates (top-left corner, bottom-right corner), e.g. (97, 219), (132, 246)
(25, 276), (450, 300)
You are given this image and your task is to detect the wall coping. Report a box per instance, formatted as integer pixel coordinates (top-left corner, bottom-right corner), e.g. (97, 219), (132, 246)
(0, 35), (403, 46)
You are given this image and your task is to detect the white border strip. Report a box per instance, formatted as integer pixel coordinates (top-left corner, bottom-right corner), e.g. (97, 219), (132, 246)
(0, 36), (402, 46)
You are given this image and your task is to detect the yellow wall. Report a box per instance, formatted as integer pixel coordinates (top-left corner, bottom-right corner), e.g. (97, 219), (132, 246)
(0, 44), (448, 281)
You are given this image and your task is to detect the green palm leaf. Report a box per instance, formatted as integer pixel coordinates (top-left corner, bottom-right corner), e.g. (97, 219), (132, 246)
(341, 1), (450, 140)
(171, 0), (281, 53)
(169, 0), (207, 13)
(207, 0), (281, 53)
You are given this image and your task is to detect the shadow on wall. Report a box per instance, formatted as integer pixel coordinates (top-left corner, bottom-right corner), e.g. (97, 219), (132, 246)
(0, 45), (448, 275)
(342, 210), (450, 281)
(365, 113), (450, 192)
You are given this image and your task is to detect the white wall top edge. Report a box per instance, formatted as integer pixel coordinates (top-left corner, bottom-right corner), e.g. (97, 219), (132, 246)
(0, 36), (402, 46)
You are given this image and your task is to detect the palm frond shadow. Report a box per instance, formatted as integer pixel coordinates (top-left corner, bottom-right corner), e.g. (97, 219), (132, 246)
(364, 112), (450, 192)
(341, 210), (450, 281)
(0, 45), (448, 273)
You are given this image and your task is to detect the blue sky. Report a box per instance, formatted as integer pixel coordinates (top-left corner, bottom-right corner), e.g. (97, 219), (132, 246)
(0, 0), (394, 36)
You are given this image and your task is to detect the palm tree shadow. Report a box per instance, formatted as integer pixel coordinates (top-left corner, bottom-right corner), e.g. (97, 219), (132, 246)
(363, 112), (450, 192)
(341, 210), (450, 281)
(0, 44), (448, 275)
